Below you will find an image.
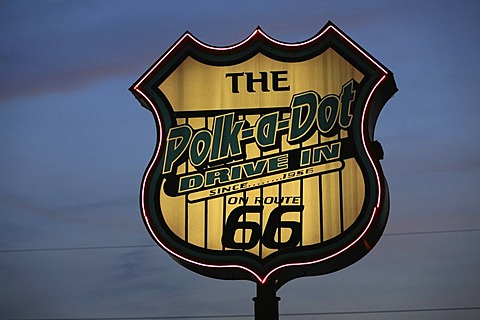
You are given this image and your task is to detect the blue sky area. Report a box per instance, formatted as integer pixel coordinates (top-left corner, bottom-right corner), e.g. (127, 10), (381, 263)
(1, 1), (479, 319)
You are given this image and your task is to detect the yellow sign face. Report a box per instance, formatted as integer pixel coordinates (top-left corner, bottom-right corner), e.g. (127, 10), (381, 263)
(131, 22), (397, 284)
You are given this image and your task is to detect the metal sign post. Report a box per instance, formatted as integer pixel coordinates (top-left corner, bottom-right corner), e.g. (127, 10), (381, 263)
(254, 282), (280, 320)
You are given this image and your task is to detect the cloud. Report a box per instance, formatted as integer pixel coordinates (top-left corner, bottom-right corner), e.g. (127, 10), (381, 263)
(0, 0), (400, 102)
(0, 1), (174, 101)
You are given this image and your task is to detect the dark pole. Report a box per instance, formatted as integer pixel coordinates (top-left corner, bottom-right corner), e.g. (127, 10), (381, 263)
(253, 281), (280, 320)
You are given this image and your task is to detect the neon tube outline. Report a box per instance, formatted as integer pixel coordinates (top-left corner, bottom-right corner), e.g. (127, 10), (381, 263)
(134, 25), (387, 90)
(133, 25), (388, 284)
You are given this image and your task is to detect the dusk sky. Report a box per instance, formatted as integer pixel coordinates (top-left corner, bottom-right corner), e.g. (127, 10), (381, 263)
(1, 1), (479, 319)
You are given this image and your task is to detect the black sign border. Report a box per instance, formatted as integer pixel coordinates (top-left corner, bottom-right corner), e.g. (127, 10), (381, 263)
(130, 21), (397, 284)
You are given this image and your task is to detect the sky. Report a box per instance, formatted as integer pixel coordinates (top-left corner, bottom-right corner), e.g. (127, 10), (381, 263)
(1, 0), (479, 319)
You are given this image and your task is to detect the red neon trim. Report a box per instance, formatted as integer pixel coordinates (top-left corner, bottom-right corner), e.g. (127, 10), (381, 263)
(134, 29), (261, 90)
(134, 25), (387, 90)
(255, 26), (388, 75)
(136, 88), (264, 283)
(134, 26), (389, 283)
(262, 75), (387, 283)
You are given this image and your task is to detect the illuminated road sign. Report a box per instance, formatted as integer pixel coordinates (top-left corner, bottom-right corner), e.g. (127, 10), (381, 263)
(130, 21), (397, 285)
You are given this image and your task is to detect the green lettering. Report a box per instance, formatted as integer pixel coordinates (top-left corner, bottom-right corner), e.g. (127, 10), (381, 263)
(205, 167), (231, 187)
(189, 130), (212, 166)
(288, 91), (318, 144)
(210, 113), (244, 161)
(163, 125), (192, 174)
(313, 142), (341, 163)
(179, 173), (204, 192)
(339, 80), (356, 128)
(317, 95), (339, 134)
(256, 112), (278, 147)
(243, 159), (267, 178)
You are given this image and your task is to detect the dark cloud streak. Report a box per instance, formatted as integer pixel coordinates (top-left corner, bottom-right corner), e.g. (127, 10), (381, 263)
(0, 0), (394, 102)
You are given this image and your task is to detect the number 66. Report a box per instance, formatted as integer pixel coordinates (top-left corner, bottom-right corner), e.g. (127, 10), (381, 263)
(222, 205), (304, 250)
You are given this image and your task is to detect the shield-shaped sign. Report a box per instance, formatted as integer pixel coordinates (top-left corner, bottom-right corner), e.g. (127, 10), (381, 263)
(130, 21), (397, 285)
